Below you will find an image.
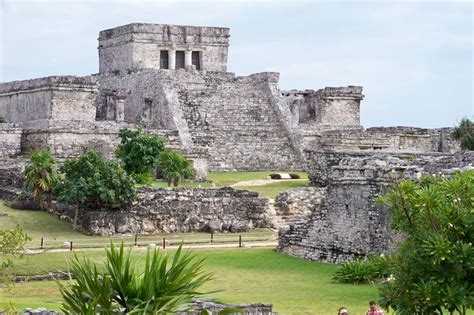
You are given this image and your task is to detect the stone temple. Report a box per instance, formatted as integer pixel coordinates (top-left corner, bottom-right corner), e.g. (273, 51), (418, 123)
(0, 23), (460, 175)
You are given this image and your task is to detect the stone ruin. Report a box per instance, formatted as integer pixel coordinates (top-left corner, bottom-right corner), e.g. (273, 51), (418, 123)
(0, 23), (467, 253)
(0, 23), (460, 175)
(277, 150), (473, 263)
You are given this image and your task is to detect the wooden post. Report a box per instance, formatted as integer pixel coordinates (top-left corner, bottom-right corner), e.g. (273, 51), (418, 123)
(134, 235), (138, 246)
(239, 235), (242, 248)
(162, 238), (166, 249)
(70, 241), (73, 251)
(40, 237), (44, 249)
(211, 232), (214, 243)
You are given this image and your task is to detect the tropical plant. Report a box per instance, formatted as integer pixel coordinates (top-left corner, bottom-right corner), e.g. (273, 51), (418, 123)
(24, 149), (58, 210)
(59, 242), (212, 314)
(156, 149), (196, 187)
(452, 118), (474, 150)
(376, 171), (474, 314)
(332, 254), (392, 284)
(115, 128), (165, 183)
(0, 225), (30, 287)
(55, 151), (136, 229)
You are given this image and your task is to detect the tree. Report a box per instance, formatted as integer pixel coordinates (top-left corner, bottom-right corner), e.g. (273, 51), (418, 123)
(377, 171), (474, 315)
(115, 128), (165, 183)
(156, 149), (196, 187)
(24, 149), (58, 210)
(55, 151), (136, 229)
(452, 118), (474, 151)
(59, 242), (212, 314)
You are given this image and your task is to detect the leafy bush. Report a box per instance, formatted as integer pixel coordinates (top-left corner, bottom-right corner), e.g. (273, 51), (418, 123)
(59, 242), (212, 314)
(24, 149), (58, 210)
(156, 150), (196, 187)
(0, 116), (6, 123)
(55, 151), (136, 229)
(269, 173), (282, 179)
(377, 171), (474, 314)
(0, 225), (30, 286)
(332, 254), (393, 284)
(289, 173), (300, 179)
(115, 128), (165, 183)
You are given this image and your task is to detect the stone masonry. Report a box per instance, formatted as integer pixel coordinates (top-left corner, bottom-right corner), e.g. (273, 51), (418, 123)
(50, 186), (272, 236)
(277, 150), (474, 263)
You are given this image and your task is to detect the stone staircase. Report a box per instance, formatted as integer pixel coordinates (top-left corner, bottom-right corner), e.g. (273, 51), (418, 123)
(268, 198), (309, 230)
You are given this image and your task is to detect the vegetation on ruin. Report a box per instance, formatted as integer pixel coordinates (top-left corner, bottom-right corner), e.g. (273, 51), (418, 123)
(0, 116), (6, 123)
(115, 128), (165, 184)
(452, 118), (474, 151)
(59, 243), (211, 313)
(54, 151), (136, 228)
(156, 149), (196, 187)
(376, 171), (474, 314)
(332, 254), (392, 284)
(24, 149), (58, 210)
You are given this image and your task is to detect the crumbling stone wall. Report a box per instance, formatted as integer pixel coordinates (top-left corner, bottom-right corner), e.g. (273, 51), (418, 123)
(278, 150), (474, 263)
(0, 124), (22, 158)
(51, 187), (272, 236)
(274, 187), (325, 216)
(0, 76), (97, 123)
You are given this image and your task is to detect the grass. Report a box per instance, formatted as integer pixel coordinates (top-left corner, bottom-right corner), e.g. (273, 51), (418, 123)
(208, 171), (308, 187)
(0, 202), (275, 249)
(236, 180), (308, 199)
(1, 248), (380, 314)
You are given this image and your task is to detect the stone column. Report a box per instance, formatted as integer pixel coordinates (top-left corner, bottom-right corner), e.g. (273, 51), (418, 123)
(168, 48), (176, 70)
(115, 96), (126, 122)
(185, 49), (193, 70)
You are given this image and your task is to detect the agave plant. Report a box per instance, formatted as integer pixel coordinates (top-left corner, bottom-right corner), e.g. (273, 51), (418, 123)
(59, 243), (213, 314)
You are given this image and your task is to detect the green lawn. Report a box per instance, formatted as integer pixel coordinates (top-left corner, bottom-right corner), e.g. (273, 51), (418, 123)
(208, 171), (308, 187)
(236, 180), (308, 199)
(1, 248), (379, 314)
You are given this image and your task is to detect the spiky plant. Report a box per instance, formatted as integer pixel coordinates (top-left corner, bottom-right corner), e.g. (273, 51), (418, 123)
(452, 118), (474, 151)
(59, 243), (213, 314)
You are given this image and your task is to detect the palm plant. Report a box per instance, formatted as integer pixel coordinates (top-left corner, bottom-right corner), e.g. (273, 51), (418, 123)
(59, 242), (213, 314)
(156, 150), (196, 187)
(451, 118), (474, 150)
(24, 149), (58, 210)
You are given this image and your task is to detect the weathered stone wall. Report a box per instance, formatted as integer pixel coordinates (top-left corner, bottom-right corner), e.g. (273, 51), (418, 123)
(99, 70), (304, 171)
(274, 187), (325, 216)
(0, 76), (97, 123)
(98, 23), (229, 73)
(0, 124), (22, 158)
(51, 187), (271, 236)
(278, 150), (474, 263)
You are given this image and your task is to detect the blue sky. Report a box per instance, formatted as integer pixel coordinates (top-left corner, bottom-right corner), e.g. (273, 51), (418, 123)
(0, 0), (472, 128)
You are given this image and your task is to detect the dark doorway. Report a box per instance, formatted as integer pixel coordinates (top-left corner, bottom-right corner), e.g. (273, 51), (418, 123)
(192, 51), (201, 70)
(175, 51), (185, 69)
(160, 50), (169, 69)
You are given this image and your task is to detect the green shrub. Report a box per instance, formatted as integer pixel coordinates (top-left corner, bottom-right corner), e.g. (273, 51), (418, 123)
(59, 242), (212, 314)
(115, 128), (165, 183)
(269, 173), (282, 179)
(0, 116), (6, 123)
(332, 259), (378, 284)
(55, 151), (136, 229)
(289, 173), (301, 179)
(451, 118), (474, 150)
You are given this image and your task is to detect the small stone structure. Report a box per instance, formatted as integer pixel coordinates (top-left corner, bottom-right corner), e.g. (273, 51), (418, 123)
(277, 150), (474, 263)
(50, 187), (272, 236)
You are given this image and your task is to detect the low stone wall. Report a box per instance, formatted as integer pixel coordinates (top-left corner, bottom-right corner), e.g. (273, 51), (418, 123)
(274, 187), (325, 216)
(51, 187), (272, 236)
(0, 124), (22, 158)
(278, 150), (474, 263)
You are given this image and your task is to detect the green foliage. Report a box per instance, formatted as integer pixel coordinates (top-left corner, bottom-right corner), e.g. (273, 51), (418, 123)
(59, 242), (212, 314)
(0, 225), (30, 286)
(55, 151), (136, 210)
(24, 149), (58, 210)
(332, 254), (392, 284)
(376, 171), (474, 314)
(452, 118), (474, 150)
(156, 149), (196, 187)
(115, 128), (165, 183)
(0, 116), (6, 123)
